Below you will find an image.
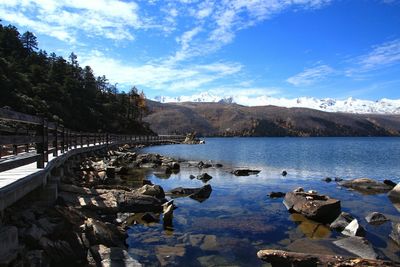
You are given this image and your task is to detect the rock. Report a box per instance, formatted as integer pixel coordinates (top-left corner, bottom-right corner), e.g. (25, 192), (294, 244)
(141, 213), (159, 223)
(106, 167), (116, 179)
(307, 190), (318, 194)
(214, 163), (223, 168)
(198, 161), (212, 168)
(232, 169), (261, 176)
(268, 192), (285, 198)
(257, 249), (392, 266)
(79, 192), (119, 213)
(322, 177), (332, 182)
(84, 218), (125, 247)
(140, 163), (158, 169)
(283, 190), (341, 223)
(330, 212), (355, 231)
(196, 255), (234, 267)
(282, 170), (287, 176)
(116, 191), (164, 212)
(167, 185), (212, 203)
(115, 212), (135, 225)
(97, 171), (107, 180)
(388, 183), (400, 202)
(163, 202), (174, 227)
(39, 237), (80, 264)
(189, 234), (218, 251)
(333, 237), (378, 259)
(197, 173), (212, 182)
(294, 187), (304, 193)
(90, 245), (142, 267)
(137, 184), (165, 199)
(155, 245), (186, 266)
(339, 178), (393, 194)
(189, 175), (196, 179)
(169, 162), (180, 170)
(389, 222), (400, 246)
(365, 212), (389, 225)
(25, 224), (46, 245)
(384, 179), (397, 188)
(341, 219), (365, 237)
(334, 177), (343, 182)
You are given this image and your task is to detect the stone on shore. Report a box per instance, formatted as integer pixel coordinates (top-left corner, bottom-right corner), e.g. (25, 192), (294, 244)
(339, 178), (393, 194)
(90, 245), (142, 267)
(283, 189), (341, 223)
(365, 212), (389, 225)
(232, 169), (261, 176)
(137, 184), (165, 199)
(268, 192), (285, 198)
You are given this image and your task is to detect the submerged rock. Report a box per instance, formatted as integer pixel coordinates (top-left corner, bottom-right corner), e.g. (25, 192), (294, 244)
(339, 178), (393, 194)
(333, 236), (378, 260)
(322, 177), (332, 183)
(283, 189), (341, 223)
(232, 169), (261, 176)
(155, 245), (186, 266)
(330, 212), (355, 232)
(282, 170), (287, 176)
(365, 212), (389, 225)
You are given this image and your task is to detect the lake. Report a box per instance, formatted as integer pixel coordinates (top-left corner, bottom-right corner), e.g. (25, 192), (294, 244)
(126, 137), (400, 266)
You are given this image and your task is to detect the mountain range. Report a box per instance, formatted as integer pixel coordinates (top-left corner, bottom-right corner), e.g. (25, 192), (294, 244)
(153, 93), (400, 115)
(143, 100), (400, 137)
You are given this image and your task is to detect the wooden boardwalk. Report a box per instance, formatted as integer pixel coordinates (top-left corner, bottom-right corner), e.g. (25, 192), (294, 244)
(0, 108), (185, 211)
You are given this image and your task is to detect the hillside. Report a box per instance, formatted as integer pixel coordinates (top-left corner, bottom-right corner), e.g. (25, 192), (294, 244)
(144, 101), (400, 137)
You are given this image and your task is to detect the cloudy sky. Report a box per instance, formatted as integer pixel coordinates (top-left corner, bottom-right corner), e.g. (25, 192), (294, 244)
(1, 0), (400, 102)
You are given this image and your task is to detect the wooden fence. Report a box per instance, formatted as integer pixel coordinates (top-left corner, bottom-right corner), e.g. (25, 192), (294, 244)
(0, 108), (184, 173)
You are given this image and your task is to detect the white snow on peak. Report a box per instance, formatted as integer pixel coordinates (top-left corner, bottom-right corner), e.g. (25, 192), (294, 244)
(152, 93), (400, 114)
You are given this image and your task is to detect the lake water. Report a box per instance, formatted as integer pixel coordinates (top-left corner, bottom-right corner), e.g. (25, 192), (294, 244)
(126, 137), (400, 266)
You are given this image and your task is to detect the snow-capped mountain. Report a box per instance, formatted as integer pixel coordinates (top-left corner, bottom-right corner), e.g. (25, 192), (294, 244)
(153, 92), (400, 114)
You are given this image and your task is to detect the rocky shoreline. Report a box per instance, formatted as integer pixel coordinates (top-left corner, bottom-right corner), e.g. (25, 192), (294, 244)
(2, 143), (400, 266)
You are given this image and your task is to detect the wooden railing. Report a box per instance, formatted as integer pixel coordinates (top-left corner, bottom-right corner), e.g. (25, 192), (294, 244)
(0, 108), (184, 173)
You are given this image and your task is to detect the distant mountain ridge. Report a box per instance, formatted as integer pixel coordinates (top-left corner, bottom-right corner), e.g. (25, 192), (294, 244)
(143, 100), (400, 137)
(153, 93), (400, 115)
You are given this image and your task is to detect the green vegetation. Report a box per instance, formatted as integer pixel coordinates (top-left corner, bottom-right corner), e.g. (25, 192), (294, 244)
(0, 22), (153, 134)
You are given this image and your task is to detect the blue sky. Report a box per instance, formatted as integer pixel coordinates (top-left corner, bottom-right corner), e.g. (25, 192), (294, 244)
(1, 0), (400, 103)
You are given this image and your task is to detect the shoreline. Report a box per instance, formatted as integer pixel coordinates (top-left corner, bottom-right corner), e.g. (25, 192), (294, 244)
(2, 142), (400, 266)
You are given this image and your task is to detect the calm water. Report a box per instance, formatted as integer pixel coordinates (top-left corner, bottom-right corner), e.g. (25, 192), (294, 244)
(126, 137), (400, 266)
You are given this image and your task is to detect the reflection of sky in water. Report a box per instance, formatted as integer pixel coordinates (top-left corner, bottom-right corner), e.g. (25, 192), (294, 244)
(142, 137), (400, 182)
(127, 138), (400, 266)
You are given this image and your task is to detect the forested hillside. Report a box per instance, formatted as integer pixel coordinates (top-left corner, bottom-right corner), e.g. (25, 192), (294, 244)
(0, 23), (153, 134)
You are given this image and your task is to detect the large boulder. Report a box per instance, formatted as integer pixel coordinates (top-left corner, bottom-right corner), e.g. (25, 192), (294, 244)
(197, 173), (212, 182)
(283, 190), (341, 223)
(339, 178), (393, 194)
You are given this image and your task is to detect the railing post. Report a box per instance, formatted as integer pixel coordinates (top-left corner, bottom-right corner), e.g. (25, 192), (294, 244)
(60, 126), (65, 153)
(43, 119), (49, 163)
(53, 123), (58, 156)
(36, 118), (45, 168)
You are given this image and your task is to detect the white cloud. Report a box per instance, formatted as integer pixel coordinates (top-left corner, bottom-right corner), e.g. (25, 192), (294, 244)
(354, 39), (400, 71)
(79, 50), (243, 92)
(0, 0), (143, 42)
(286, 64), (334, 86)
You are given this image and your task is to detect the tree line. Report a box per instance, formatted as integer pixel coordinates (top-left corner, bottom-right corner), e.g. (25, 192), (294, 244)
(0, 22), (153, 134)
